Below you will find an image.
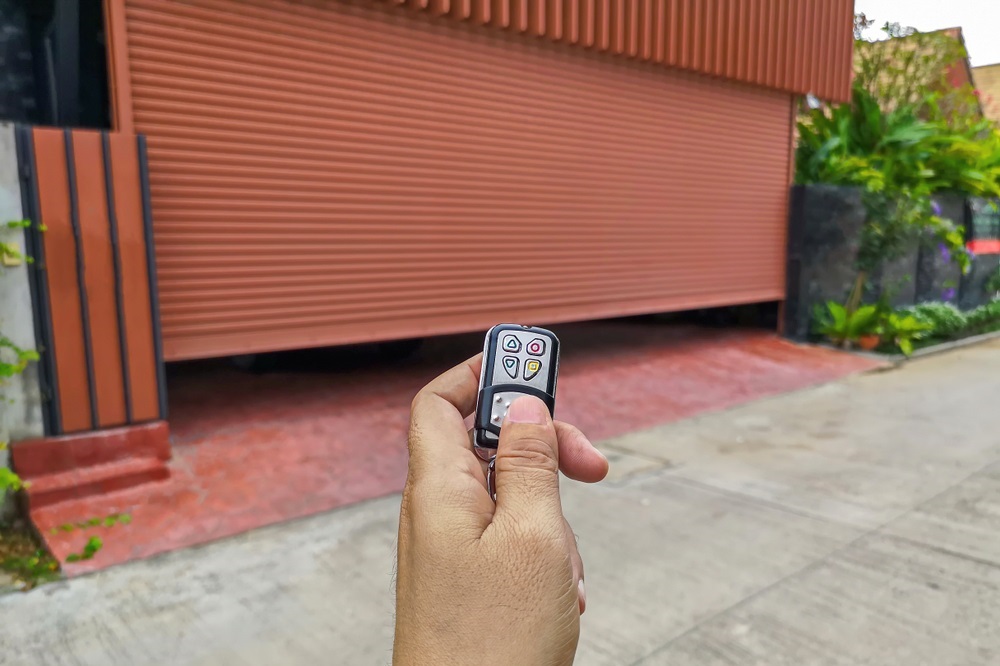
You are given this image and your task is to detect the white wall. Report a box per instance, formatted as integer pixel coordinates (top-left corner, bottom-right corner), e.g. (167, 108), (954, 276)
(0, 122), (43, 518)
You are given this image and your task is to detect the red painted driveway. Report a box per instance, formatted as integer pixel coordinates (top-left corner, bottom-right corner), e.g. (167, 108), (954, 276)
(33, 321), (882, 574)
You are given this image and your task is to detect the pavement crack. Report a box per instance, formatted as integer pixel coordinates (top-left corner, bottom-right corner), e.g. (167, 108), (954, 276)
(882, 533), (1000, 572)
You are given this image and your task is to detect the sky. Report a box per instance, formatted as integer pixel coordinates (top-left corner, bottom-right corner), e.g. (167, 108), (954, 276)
(854, 0), (1000, 67)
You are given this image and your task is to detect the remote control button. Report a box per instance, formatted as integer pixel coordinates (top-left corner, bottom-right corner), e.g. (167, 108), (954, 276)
(524, 359), (542, 380)
(526, 338), (546, 356)
(502, 356), (519, 379)
(502, 335), (521, 353)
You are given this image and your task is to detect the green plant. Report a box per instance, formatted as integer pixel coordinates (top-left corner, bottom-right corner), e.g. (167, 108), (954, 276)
(904, 302), (968, 339)
(986, 267), (1000, 296)
(880, 312), (933, 356)
(0, 548), (60, 586)
(964, 301), (1000, 335)
(797, 85), (977, 310)
(812, 301), (879, 345)
(0, 219), (33, 267)
(1, 219), (42, 499)
(1, 219), (50, 588)
(65, 536), (103, 563)
(0, 466), (23, 494)
(0, 335), (39, 380)
(50, 512), (131, 534)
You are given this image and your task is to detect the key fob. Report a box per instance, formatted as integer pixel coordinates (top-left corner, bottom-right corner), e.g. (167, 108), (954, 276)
(475, 324), (560, 450)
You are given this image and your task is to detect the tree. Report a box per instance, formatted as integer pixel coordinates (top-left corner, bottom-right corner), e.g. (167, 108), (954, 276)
(853, 20), (979, 128)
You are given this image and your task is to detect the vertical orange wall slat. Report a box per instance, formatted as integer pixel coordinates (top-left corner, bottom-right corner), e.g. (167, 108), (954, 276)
(545, 0), (561, 41)
(32, 129), (93, 433)
(581, 0), (594, 48)
(596, 0), (609, 51)
(71, 132), (128, 428)
(375, 0), (854, 101)
(652, 0), (665, 63)
(840, 0), (854, 96)
(718, 0), (729, 75)
(107, 135), (160, 423)
(639, 0), (651, 60)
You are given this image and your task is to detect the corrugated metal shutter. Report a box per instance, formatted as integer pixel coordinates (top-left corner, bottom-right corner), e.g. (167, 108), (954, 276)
(124, 0), (794, 361)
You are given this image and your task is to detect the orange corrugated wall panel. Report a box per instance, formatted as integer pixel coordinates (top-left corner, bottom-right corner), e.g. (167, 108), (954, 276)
(123, 0), (795, 361)
(386, 0), (855, 102)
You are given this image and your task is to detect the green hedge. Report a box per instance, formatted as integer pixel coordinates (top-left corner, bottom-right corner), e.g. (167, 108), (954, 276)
(901, 300), (1000, 341)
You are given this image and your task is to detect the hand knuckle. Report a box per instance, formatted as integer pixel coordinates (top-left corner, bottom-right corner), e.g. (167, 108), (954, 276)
(409, 390), (430, 418)
(500, 436), (558, 473)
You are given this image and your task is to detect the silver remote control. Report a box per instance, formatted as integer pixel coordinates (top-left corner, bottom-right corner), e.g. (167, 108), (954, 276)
(474, 324), (560, 450)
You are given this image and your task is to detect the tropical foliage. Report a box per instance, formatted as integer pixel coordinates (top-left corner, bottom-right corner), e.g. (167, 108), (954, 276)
(811, 302), (879, 346)
(797, 17), (1000, 315)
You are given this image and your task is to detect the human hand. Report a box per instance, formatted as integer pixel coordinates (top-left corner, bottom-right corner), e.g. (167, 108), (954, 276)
(393, 354), (609, 666)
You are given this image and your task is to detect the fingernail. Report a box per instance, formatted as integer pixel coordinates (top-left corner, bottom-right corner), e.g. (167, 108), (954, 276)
(578, 579), (587, 614)
(506, 396), (548, 424)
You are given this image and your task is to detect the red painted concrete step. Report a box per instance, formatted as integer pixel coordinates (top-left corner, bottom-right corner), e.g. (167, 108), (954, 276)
(23, 457), (171, 510)
(13, 422), (170, 477)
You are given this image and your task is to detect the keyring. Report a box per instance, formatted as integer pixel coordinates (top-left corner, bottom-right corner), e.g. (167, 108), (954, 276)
(486, 456), (497, 502)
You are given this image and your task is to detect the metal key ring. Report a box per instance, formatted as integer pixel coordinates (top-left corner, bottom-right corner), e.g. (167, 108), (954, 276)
(486, 456), (497, 502)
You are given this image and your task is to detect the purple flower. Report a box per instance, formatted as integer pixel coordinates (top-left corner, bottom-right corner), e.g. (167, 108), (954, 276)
(931, 200), (942, 216)
(939, 243), (951, 261)
(942, 287), (957, 301)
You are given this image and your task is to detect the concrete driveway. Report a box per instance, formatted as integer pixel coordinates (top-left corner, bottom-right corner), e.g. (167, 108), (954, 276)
(2, 340), (999, 665)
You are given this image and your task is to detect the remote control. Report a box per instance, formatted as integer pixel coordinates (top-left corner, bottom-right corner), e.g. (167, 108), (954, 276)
(475, 324), (560, 450)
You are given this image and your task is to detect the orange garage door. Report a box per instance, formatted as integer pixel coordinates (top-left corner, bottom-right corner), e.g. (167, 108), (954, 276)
(123, 0), (794, 361)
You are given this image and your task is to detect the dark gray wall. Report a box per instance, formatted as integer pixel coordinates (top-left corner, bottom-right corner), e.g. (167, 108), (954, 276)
(960, 254), (1000, 309)
(0, 0), (37, 123)
(785, 185), (865, 340)
(914, 193), (965, 305)
(785, 185), (991, 341)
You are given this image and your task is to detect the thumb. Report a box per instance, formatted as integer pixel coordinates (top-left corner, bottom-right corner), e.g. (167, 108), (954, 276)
(493, 395), (562, 519)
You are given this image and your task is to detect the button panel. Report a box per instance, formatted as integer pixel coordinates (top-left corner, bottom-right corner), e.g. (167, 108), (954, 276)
(502, 335), (521, 353)
(490, 329), (553, 393)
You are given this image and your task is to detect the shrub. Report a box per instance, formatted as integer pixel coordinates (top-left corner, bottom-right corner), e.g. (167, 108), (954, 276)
(904, 302), (967, 339)
(964, 301), (1000, 335)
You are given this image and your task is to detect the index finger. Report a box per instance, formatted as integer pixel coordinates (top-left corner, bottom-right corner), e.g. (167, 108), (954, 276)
(412, 353), (482, 418)
(408, 354), (483, 473)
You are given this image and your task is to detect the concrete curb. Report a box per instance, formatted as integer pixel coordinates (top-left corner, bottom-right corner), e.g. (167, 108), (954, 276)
(851, 329), (1000, 367)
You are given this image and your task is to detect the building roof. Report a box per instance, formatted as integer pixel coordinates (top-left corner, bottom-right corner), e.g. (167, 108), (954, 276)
(936, 27), (976, 92)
